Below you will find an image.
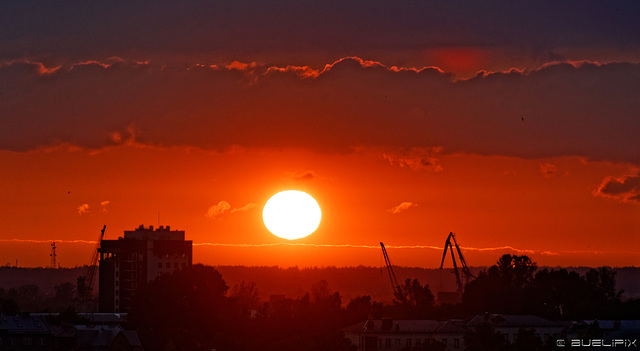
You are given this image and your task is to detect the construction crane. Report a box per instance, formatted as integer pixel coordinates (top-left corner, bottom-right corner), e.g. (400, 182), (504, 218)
(439, 232), (475, 293)
(380, 242), (400, 295)
(77, 225), (106, 299)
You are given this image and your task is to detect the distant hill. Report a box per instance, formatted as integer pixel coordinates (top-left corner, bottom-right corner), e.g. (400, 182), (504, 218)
(1, 265), (638, 304)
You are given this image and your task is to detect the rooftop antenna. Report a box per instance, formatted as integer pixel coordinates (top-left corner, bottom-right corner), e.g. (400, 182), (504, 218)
(50, 242), (57, 269)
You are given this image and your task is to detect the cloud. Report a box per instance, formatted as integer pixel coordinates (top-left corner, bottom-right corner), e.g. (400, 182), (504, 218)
(290, 171), (316, 181)
(380, 148), (443, 172)
(2, 1), (639, 65)
(594, 174), (640, 204)
(100, 200), (111, 211)
(207, 201), (256, 218)
(539, 163), (557, 177)
(77, 204), (89, 215)
(231, 203), (257, 213)
(388, 202), (418, 214)
(1, 57), (639, 165)
(207, 201), (232, 218)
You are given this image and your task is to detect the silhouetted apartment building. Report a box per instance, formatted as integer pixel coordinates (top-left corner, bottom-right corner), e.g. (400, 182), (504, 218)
(99, 225), (192, 313)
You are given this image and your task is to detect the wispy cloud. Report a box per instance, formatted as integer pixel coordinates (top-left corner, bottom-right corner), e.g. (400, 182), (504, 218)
(100, 200), (111, 211)
(0, 239), (621, 257)
(290, 171), (316, 181)
(77, 204), (89, 215)
(0, 239), (97, 244)
(206, 201), (256, 219)
(191, 242), (619, 256)
(388, 202), (419, 214)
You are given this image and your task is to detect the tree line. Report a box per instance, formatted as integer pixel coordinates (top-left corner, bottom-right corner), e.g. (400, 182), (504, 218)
(2, 255), (639, 350)
(126, 255), (639, 351)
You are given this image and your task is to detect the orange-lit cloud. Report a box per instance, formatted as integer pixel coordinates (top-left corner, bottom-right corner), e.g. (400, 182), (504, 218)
(388, 202), (419, 214)
(192, 242), (618, 257)
(207, 201), (256, 219)
(290, 171), (316, 181)
(381, 148), (443, 172)
(2, 57), (637, 165)
(100, 200), (111, 211)
(77, 204), (89, 215)
(595, 174), (640, 203)
(207, 201), (232, 218)
(539, 163), (558, 177)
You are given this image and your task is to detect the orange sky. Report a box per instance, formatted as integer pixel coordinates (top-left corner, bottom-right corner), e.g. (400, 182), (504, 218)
(0, 145), (638, 268)
(1, 1), (639, 269)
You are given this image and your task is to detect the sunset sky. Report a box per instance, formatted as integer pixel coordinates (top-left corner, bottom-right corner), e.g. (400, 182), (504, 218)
(1, 1), (639, 268)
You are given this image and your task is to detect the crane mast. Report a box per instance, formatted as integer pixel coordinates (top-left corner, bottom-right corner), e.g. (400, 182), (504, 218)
(439, 232), (475, 293)
(380, 242), (400, 295)
(77, 225), (105, 299)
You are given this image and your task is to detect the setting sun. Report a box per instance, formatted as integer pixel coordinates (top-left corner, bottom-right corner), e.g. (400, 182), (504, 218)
(263, 190), (322, 240)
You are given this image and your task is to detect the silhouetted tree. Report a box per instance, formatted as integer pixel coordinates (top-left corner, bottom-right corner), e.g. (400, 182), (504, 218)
(129, 264), (239, 351)
(249, 280), (355, 351)
(0, 297), (19, 315)
(228, 280), (261, 318)
(393, 278), (435, 319)
(345, 295), (383, 324)
(523, 268), (622, 320)
(463, 255), (537, 314)
(496, 255), (536, 288)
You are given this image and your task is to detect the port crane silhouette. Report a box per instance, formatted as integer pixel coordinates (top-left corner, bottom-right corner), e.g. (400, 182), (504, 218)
(439, 232), (475, 293)
(77, 225), (106, 299)
(380, 242), (400, 295)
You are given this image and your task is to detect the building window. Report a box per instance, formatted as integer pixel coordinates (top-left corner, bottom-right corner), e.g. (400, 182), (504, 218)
(442, 338), (447, 347)
(174, 262), (179, 268)
(385, 338), (391, 349)
(406, 338), (412, 347)
(454, 338), (460, 349)
(166, 262), (171, 268)
(158, 262), (163, 269)
(395, 339), (400, 347)
(24, 338), (32, 345)
(182, 262), (186, 268)
(40, 338), (46, 345)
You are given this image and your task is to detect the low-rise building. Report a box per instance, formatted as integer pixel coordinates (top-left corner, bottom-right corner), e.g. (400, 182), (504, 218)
(344, 314), (565, 351)
(0, 314), (51, 350)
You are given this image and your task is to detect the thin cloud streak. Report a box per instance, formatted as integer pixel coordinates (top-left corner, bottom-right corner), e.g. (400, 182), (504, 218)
(0, 239), (627, 258)
(193, 242), (617, 256)
(0, 239), (97, 244)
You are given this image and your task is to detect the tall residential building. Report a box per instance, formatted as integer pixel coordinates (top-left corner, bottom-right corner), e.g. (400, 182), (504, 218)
(98, 225), (192, 313)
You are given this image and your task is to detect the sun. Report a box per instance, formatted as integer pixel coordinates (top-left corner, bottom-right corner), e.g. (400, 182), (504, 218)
(263, 190), (322, 240)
